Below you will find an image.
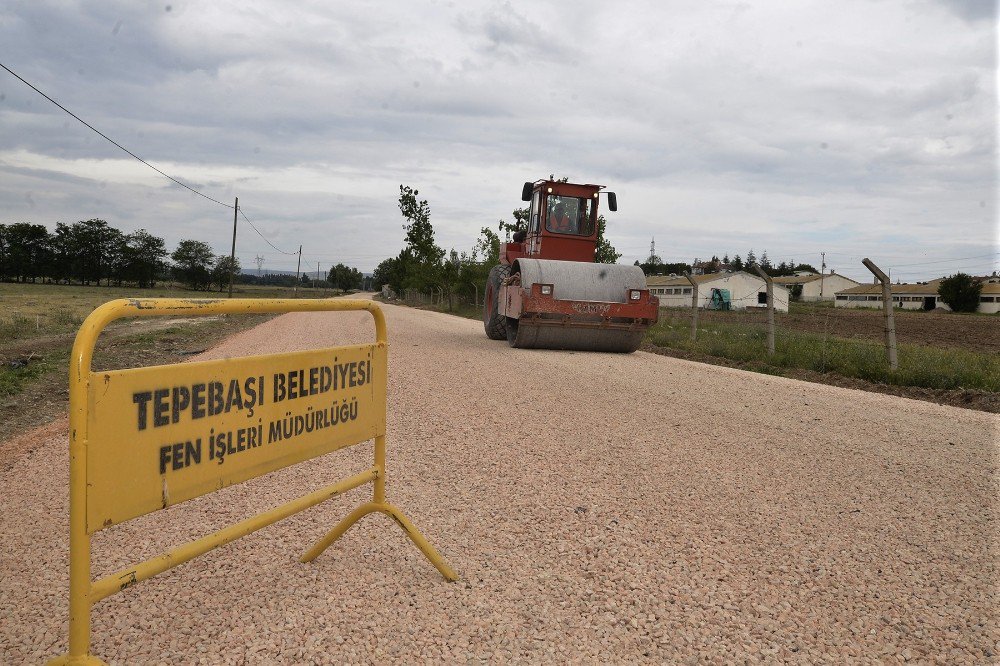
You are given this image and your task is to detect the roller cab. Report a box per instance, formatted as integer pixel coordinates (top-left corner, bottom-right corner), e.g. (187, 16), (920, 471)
(483, 179), (659, 353)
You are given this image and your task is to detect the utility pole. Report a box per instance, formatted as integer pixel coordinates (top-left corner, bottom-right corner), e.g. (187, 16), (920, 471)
(228, 197), (238, 298)
(819, 251), (826, 299)
(293, 245), (303, 297)
(862, 258), (898, 371)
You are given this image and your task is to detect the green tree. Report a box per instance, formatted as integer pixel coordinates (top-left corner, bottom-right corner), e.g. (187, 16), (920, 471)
(171, 240), (215, 290)
(328, 263), (363, 291)
(594, 215), (621, 264)
(399, 185), (444, 265)
(105, 227), (128, 286)
(446, 227), (503, 307)
(938, 273), (982, 312)
(397, 184), (444, 290)
(212, 255), (242, 292)
(124, 229), (168, 288)
(497, 207), (528, 241)
(71, 219), (117, 285)
(759, 251), (773, 274)
(3, 222), (51, 282)
(663, 262), (691, 275)
(0, 224), (8, 281)
(372, 255), (407, 294)
(474, 227), (501, 266)
(440, 249), (462, 310)
(50, 222), (76, 284)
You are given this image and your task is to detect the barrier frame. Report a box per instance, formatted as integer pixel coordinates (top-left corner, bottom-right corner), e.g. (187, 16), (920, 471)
(50, 298), (456, 666)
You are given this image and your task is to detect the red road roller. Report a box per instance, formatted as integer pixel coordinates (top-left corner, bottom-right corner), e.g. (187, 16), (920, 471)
(483, 179), (659, 353)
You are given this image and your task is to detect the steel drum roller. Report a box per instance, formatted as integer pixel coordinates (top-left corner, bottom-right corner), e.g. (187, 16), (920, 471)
(513, 259), (648, 302)
(508, 259), (651, 353)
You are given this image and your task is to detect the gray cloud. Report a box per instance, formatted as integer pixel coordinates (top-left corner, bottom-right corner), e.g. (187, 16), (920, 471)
(934, 0), (997, 22)
(0, 0), (995, 279)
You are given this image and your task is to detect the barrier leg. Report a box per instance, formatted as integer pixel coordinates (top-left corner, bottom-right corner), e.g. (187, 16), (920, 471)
(48, 402), (107, 665)
(47, 524), (106, 664)
(378, 503), (458, 581)
(300, 502), (457, 581)
(301, 433), (455, 580)
(299, 502), (381, 563)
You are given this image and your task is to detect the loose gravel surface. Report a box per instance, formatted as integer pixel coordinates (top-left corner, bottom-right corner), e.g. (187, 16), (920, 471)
(1, 297), (997, 664)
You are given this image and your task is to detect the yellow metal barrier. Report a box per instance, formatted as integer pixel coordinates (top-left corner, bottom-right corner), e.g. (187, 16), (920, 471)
(49, 298), (455, 666)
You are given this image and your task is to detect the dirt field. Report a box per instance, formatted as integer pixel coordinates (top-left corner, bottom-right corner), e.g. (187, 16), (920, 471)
(1, 297), (997, 663)
(0, 313), (275, 449)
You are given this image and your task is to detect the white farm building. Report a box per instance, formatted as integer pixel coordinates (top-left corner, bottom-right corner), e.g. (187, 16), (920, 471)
(647, 271), (790, 313)
(772, 272), (858, 301)
(834, 279), (1000, 314)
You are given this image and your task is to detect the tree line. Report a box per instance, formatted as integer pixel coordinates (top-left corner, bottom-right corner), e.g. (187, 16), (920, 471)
(1, 220), (171, 287)
(372, 184), (621, 307)
(636, 249), (818, 278)
(0, 219), (243, 290)
(0, 219), (369, 292)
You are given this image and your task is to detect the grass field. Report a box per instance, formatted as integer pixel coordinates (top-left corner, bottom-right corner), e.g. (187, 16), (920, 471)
(0, 281), (345, 341)
(646, 312), (999, 392)
(0, 281), (351, 443)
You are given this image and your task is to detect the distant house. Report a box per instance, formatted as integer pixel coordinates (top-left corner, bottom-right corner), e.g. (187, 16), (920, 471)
(647, 271), (790, 313)
(834, 279), (1000, 313)
(691, 259), (723, 275)
(772, 272), (858, 301)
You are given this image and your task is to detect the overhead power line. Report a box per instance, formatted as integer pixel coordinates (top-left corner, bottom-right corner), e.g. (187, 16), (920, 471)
(1, 60), (301, 256)
(885, 252), (999, 268)
(239, 208), (296, 255)
(0, 61), (234, 208)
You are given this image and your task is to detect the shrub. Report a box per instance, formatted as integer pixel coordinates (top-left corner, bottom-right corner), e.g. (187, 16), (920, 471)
(938, 273), (981, 312)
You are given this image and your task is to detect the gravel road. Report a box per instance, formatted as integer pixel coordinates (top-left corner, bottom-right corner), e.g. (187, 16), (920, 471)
(1, 297), (997, 663)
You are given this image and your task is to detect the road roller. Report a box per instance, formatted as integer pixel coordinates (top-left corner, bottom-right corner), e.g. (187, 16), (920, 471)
(483, 179), (659, 353)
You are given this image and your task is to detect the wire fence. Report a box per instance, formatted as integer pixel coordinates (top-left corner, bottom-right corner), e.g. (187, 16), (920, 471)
(649, 301), (999, 392)
(395, 287), (481, 312)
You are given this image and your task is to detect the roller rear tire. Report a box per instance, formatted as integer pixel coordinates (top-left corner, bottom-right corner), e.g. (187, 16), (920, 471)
(483, 264), (510, 340)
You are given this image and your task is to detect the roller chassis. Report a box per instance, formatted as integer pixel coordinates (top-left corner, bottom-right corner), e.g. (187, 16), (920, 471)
(497, 271), (659, 352)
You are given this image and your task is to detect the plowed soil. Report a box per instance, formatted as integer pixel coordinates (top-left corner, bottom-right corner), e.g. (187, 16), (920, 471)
(1, 297), (997, 663)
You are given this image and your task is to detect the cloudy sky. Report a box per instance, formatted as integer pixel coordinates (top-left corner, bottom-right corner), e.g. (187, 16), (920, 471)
(1, 0), (996, 282)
